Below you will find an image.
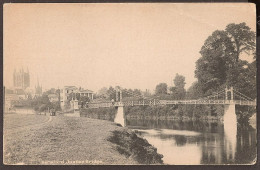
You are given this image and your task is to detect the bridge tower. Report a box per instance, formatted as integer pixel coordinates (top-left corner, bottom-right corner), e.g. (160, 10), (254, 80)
(115, 88), (122, 102)
(225, 86), (234, 101)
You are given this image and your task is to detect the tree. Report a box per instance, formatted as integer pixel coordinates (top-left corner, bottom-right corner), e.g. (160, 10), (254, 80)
(107, 86), (116, 101)
(143, 89), (152, 98)
(31, 94), (54, 112)
(98, 87), (109, 99)
(79, 96), (90, 108)
(174, 73), (186, 89)
(195, 23), (256, 95)
(170, 74), (186, 99)
(195, 30), (235, 93)
(186, 81), (203, 99)
(225, 22), (256, 62)
(193, 22), (256, 122)
(155, 83), (168, 95)
(133, 89), (142, 96)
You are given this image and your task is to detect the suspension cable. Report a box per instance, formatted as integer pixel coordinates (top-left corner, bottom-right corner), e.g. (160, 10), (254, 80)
(233, 89), (254, 101)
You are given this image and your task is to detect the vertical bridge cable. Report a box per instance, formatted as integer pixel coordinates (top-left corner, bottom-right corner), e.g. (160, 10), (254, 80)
(203, 89), (225, 100)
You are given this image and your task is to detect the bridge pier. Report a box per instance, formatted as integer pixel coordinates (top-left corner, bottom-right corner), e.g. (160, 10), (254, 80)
(114, 88), (125, 126)
(223, 87), (237, 158)
(114, 106), (125, 127)
(223, 104), (236, 125)
(223, 104), (237, 159)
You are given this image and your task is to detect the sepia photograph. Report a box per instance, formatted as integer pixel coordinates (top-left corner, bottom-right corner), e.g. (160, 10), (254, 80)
(3, 3), (257, 165)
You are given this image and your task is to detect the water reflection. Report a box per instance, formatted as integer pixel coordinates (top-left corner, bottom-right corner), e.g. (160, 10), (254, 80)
(126, 118), (256, 165)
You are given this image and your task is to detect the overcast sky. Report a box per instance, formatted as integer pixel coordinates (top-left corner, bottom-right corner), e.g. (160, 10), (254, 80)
(4, 3), (256, 92)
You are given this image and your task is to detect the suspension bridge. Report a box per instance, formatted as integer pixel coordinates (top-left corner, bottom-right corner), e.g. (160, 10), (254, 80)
(86, 87), (256, 108)
(80, 86), (256, 126)
(68, 86), (255, 126)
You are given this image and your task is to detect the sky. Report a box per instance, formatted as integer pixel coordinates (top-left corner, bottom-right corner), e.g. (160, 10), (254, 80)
(3, 3), (256, 93)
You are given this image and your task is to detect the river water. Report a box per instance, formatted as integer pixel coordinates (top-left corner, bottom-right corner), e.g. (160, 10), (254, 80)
(126, 118), (256, 165)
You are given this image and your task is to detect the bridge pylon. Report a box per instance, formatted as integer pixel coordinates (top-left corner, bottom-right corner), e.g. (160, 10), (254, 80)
(115, 87), (122, 102)
(225, 86), (234, 101)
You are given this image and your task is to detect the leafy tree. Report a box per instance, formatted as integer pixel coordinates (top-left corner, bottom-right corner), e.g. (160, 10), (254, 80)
(133, 89), (142, 97)
(195, 30), (235, 93)
(193, 22), (256, 121)
(195, 23), (256, 96)
(225, 22), (256, 62)
(155, 83), (168, 95)
(79, 96), (90, 108)
(186, 81), (203, 99)
(143, 89), (152, 98)
(30, 94), (62, 112)
(170, 74), (186, 99)
(174, 74), (186, 89)
(107, 86), (116, 101)
(98, 87), (109, 99)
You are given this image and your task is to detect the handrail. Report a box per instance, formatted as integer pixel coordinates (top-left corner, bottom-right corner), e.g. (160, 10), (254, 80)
(86, 99), (256, 108)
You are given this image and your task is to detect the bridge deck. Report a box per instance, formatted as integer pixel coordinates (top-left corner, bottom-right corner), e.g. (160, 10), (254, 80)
(87, 99), (256, 108)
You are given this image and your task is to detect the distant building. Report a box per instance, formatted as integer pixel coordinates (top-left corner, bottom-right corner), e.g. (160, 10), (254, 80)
(12, 67), (35, 99)
(78, 89), (94, 100)
(13, 68), (30, 90)
(60, 86), (78, 110)
(60, 86), (94, 110)
(35, 79), (42, 97)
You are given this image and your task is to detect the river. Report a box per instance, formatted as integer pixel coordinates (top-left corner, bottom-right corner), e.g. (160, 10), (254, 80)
(126, 118), (256, 165)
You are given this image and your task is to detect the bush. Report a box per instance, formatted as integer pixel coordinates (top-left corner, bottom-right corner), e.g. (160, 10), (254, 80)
(80, 108), (117, 121)
(107, 129), (163, 164)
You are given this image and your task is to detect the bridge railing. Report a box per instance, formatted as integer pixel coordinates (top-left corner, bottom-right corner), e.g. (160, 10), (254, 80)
(86, 99), (256, 108)
(232, 100), (256, 106)
(87, 102), (113, 108)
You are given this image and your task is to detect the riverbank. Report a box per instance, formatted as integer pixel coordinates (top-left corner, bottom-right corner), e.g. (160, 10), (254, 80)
(3, 113), (162, 165)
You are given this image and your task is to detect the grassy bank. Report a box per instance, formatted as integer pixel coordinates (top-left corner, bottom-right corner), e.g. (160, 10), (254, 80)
(108, 129), (163, 164)
(4, 114), (162, 165)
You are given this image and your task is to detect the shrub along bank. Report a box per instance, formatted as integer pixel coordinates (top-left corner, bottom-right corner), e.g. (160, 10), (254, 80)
(80, 107), (117, 121)
(124, 105), (224, 120)
(80, 105), (224, 121)
(107, 129), (163, 164)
